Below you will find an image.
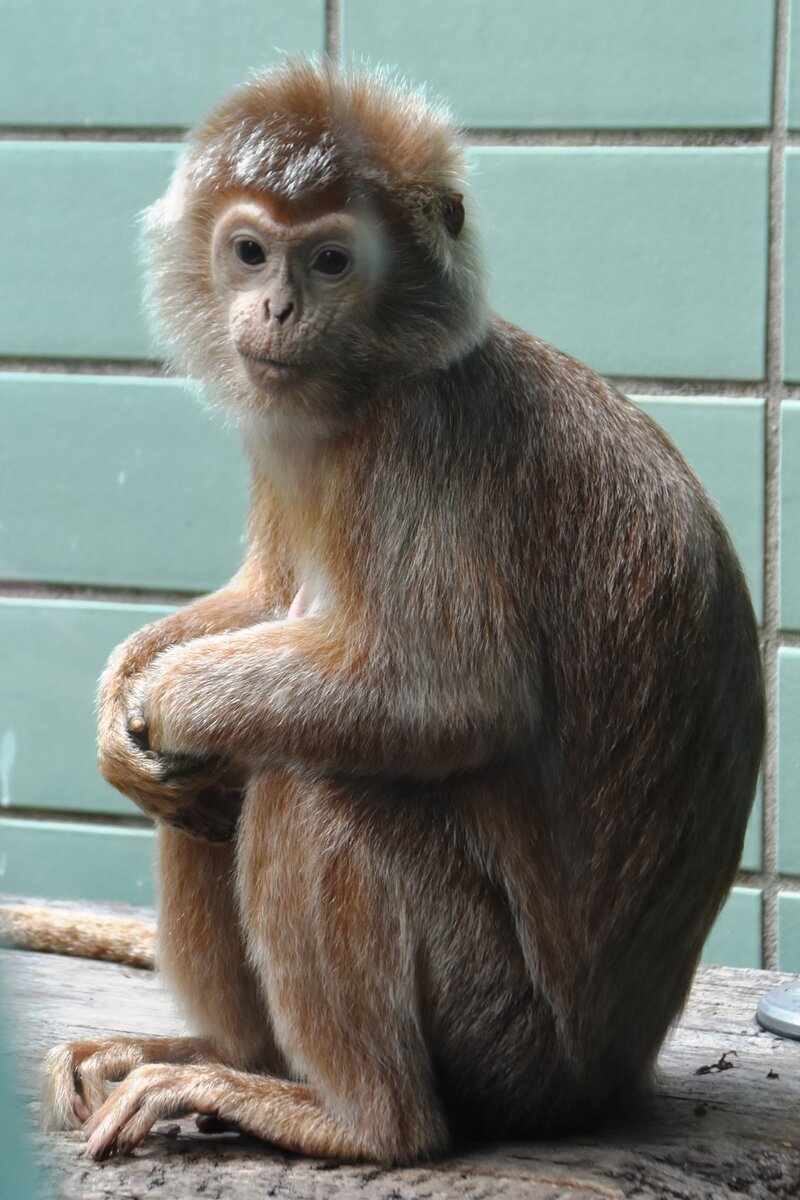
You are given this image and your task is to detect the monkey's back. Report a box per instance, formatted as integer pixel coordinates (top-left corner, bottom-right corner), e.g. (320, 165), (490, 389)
(390, 317), (765, 1133)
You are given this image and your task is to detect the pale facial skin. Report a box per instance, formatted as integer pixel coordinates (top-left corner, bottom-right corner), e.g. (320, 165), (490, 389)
(211, 200), (386, 390)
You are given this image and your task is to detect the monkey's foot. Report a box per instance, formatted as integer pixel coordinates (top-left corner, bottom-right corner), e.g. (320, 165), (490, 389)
(43, 1039), (148, 1130)
(84, 1063), (231, 1160)
(42, 1037), (212, 1132)
(83, 1061), (442, 1163)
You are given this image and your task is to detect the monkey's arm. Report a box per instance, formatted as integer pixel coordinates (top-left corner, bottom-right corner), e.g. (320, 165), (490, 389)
(129, 613), (531, 779)
(101, 558), (274, 698)
(97, 559), (289, 836)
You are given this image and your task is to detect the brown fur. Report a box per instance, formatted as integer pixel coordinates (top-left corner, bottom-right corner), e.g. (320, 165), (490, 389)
(41, 61), (764, 1163)
(0, 905), (155, 969)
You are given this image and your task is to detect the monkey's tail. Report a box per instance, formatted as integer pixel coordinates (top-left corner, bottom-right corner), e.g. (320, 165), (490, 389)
(0, 904), (155, 970)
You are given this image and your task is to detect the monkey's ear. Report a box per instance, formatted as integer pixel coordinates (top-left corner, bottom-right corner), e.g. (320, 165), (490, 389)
(441, 192), (465, 237)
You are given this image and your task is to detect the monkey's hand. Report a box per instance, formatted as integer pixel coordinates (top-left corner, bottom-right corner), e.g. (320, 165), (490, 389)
(123, 635), (257, 765)
(100, 728), (244, 844)
(99, 644), (245, 843)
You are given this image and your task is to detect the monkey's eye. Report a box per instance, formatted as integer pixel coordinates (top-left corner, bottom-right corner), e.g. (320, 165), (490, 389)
(311, 248), (350, 277)
(235, 239), (267, 266)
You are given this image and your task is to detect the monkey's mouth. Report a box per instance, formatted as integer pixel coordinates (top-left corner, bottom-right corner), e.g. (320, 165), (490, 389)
(241, 353), (307, 378)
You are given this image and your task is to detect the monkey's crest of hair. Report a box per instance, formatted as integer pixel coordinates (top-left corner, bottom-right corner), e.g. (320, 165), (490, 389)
(144, 59), (487, 408)
(191, 60), (464, 217)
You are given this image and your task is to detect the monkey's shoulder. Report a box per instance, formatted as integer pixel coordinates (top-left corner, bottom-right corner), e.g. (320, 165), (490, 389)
(452, 319), (746, 598)
(478, 318), (714, 512)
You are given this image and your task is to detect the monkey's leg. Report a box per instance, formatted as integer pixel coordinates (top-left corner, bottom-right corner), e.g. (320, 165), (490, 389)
(156, 825), (285, 1073)
(42, 1035), (213, 1130)
(85, 774), (450, 1163)
(44, 828), (283, 1132)
(83, 1063), (441, 1162)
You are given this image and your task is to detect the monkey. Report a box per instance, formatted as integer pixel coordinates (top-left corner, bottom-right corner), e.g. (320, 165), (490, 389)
(39, 60), (764, 1164)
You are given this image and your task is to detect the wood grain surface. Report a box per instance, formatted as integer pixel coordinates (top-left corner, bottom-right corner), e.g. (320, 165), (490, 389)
(3, 906), (800, 1199)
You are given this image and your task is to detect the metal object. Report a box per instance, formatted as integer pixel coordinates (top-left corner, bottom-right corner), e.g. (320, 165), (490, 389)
(757, 981), (800, 1039)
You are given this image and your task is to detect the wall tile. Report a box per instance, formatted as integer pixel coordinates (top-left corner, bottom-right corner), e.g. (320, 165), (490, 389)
(778, 648), (800, 875)
(0, 144), (177, 358)
(343, 0), (773, 129)
(0, 144), (770, 377)
(781, 402), (800, 629)
(741, 786), (763, 874)
(0, 374), (247, 591)
(778, 892), (800, 972)
(469, 148), (769, 379)
(784, 154), (800, 382)
(0, 598), (174, 816)
(789, 0), (800, 130)
(635, 396), (764, 622)
(701, 886), (762, 969)
(0, 1), (325, 128)
(0, 818), (154, 905)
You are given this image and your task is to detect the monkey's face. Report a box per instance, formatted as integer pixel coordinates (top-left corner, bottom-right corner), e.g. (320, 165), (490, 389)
(211, 199), (386, 395)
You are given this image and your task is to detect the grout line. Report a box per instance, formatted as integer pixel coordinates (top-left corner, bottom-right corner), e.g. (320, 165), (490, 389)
(1, 576), (799, 633)
(0, 357), (164, 377)
(611, 377), (767, 398)
(325, 0), (342, 64)
(3, 126), (798, 148)
(0, 807), (153, 831)
(0, 357), (786, 394)
(0, 127), (184, 143)
(736, 871), (800, 892)
(0, 580), (199, 606)
(466, 128), (778, 148)
(759, 0), (790, 972)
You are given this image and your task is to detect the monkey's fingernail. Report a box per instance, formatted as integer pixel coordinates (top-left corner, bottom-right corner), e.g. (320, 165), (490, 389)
(127, 716), (150, 751)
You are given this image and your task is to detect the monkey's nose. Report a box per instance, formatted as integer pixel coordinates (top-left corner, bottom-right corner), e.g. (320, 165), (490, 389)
(264, 297), (294, 325)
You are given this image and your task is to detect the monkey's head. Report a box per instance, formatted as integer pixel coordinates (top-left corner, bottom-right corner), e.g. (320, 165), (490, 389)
(145, 60), (486, 427)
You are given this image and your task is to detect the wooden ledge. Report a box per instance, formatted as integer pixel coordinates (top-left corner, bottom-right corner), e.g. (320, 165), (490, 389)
(3, 903), (799, 1199)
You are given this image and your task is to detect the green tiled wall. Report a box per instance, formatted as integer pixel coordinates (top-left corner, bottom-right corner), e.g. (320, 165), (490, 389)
(785, 153), (800, 383)
(0, 598), (174, 815)
(0, 144), (769, 379)
(779, 649), (800, 876)
(343, 0), (773, 129)
(702, 888), (763, 970)
(0, 1), (326, 127)
(0, 2), (791, 972)
(470, 148), (769, 380)
(790, 0), (800, 130)
(782, 403), (800, 629)
(742, 789), (763, 875)
(0, 818), (155, 905)
(635, 396), (764, 620)
(0, 144), (177, 359)
(0, 374), (247, 590)
(778, 893), (800, 971)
